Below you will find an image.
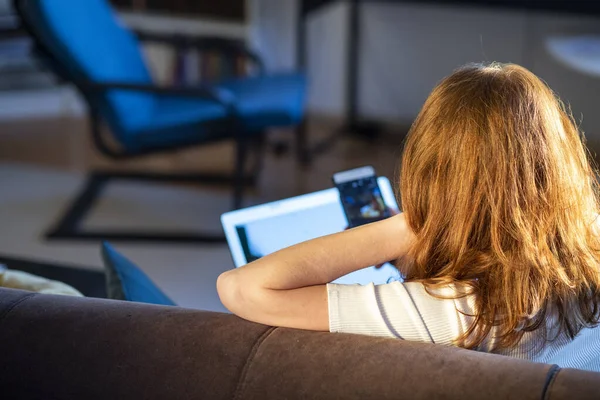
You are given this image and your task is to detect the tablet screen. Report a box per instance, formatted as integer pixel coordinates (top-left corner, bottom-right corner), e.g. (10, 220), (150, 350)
(222, 177), (403, 285)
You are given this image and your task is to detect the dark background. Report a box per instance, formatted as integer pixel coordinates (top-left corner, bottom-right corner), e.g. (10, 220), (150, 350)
(301, 0), (600, 15)
(110, 0), (246, 21)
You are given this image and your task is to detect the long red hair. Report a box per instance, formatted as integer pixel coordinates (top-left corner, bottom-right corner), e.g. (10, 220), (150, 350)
(399, 63), (600, 349)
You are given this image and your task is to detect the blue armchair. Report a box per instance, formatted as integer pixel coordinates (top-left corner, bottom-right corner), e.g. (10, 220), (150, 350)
(15, 0), (308, 243)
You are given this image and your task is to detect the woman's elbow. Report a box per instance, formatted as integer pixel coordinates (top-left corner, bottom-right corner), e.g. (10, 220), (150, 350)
(217, 270), (263, 314)
(217, 270), (274, 324)
(216, 270), (242, 313)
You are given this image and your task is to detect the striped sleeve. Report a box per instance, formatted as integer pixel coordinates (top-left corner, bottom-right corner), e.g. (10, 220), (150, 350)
(327, 281), (472, 345)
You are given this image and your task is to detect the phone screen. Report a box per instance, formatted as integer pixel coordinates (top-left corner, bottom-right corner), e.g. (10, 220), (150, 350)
(333, 166), (391, 228)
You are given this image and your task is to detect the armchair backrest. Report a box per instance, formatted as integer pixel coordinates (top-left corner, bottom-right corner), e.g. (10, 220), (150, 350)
(15, 0), (155, 144)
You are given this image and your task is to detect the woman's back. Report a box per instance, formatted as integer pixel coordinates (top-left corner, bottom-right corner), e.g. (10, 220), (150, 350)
(328, 280), (600, 371)
(217, 63), (600, 373)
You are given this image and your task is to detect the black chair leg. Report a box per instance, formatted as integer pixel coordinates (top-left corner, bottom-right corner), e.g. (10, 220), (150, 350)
(295, 119), (310, 166)
(45, 171), (253, 244)
(251, 132), (267, 177)
(233, 134), (249, 210)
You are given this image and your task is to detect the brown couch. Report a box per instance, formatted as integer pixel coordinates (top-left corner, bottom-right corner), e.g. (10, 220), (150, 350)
(1, 287), (599, 399)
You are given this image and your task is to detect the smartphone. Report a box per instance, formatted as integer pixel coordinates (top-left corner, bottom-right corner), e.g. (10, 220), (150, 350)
(332, 166), (392, 228)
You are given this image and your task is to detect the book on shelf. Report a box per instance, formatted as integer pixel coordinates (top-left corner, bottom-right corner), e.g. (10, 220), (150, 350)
(169, 40), (251, 86)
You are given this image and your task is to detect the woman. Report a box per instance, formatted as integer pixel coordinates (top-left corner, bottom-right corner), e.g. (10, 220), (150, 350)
(217, 63), (600, 371)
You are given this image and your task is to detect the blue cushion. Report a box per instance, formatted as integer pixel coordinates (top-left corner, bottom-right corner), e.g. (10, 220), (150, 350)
(219, 73), (307, 129)
(27, 0), (155, 143)
(148, 95), (229, 131)
(101, 242), (175, 306)
(130, 73), (307, 150)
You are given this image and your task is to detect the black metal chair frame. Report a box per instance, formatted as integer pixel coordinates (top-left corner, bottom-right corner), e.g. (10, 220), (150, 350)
(15, 0), (308, 244)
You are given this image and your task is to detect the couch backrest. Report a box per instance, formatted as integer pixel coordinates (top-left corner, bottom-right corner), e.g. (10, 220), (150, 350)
(0, 288), (598, 400)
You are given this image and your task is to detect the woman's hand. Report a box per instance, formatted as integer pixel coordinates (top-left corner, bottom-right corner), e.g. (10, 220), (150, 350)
(217, 212), (415, 331)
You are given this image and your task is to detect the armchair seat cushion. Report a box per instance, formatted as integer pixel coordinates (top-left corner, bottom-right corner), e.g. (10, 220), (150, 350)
(219, 72), (307, 129)
(149, 96), (228, 131)
(129, 73), (306, 151)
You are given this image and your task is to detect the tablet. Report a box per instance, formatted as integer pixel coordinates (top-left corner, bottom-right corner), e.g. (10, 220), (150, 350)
(221, 177), (402, 285)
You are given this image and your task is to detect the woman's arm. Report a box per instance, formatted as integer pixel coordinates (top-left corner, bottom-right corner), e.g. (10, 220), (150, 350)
(216, 213), (414, 331)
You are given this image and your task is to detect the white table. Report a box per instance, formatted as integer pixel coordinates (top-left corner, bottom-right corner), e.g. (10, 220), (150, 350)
(546, 36), (600, 78)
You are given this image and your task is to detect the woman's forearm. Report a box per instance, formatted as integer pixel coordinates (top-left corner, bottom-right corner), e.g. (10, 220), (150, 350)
(217, 213), (414, 329)
(224, 213), (413, 290)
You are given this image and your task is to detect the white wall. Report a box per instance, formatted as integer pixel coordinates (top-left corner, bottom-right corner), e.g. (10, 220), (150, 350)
(528, 13), (600, 144)
(248, 0), (297, 71)
(358, 3), (529, 122)
(357, 3), (600, 139)
(249, 0), (350, 116)
(251, 1), (600, 140)
(305, 2), (350, 115)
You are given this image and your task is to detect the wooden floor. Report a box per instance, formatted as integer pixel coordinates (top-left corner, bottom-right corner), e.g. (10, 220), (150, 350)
(0, 116), (407, 202)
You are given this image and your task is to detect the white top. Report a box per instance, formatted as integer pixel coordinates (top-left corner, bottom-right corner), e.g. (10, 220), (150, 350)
(327, 281), (600, 372)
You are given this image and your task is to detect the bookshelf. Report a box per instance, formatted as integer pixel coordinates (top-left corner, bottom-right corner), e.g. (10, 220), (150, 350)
(113, 0), (252, 86)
